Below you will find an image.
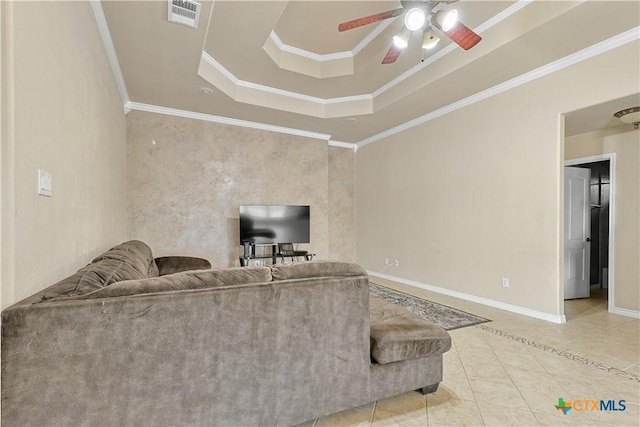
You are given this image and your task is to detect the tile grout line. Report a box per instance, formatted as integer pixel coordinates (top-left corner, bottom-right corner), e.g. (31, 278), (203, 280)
(369, 401), (376, 426)
(457, 334), (490, 426)
(422, 393), (428, 426)
(482, 326), (544, 420)
(476, 325), (640, 383)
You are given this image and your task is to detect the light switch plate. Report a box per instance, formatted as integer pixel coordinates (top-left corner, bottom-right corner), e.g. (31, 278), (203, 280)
(38, 169), (52, 197)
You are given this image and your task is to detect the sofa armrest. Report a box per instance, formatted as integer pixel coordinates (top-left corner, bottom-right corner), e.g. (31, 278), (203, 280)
(154, 256), (211, 276)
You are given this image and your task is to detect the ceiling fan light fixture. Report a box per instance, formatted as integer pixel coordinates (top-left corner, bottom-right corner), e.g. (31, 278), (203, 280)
(422, 29), (440, 49)
(404, 8), (426, 31)
(392, 29), (411, 49)
(614, 106), (640, 129)
(436, 8), (458, 31)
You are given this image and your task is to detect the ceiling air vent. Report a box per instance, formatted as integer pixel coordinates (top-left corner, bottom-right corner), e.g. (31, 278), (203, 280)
(168, 0), (201, 29)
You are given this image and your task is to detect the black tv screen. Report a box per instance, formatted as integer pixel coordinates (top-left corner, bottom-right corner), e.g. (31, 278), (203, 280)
(239, 205), (310, 245)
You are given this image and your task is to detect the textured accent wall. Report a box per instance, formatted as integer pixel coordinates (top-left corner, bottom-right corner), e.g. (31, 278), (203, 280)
(329, 146), (356, 262)
(1, 2), (127, 309)
(127, 111), (354, 267)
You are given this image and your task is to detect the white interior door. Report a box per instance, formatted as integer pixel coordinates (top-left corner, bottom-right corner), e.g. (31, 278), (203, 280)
(564, 167), (591, 300)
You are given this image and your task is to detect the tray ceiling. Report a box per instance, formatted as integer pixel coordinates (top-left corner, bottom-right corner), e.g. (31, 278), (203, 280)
(100, 1), (640, 143)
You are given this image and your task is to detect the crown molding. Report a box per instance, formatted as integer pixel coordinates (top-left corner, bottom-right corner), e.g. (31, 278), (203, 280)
(267, 16), (395, 62)
(328, 140), (357, 151)
(373, 0), (534, 98)
(264, 31), (354, 78)
(201, 0), (533, 116)
(126, 101), (333, 141)
(92, 1), (638, 150)
(262, 13), (395, 79)
(357, 26), (640, 148)
(89, 0), (130, 109)
(127, 102), (358, 149)
(94, 0), (532, 119)
(124, 27), (639, 151)
(352, 18), (396, 57)
(201, 51), (374, 105)
(199, 51), (373, 118)
(475, 0), (534, 34)
(269, 31), (352, 62)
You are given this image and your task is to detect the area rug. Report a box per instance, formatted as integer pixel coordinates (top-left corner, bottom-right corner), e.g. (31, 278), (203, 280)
(369, 282), (490, 331)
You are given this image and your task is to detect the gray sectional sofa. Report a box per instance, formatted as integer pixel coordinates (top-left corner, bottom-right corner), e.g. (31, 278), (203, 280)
(1, 240), (451, 426)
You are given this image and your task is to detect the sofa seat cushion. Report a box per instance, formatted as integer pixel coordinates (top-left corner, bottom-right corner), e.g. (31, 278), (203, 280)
(50, 267), (272, 301)
(369, 295), (451, 365)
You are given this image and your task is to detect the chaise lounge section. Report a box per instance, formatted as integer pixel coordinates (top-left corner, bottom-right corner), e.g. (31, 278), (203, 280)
(1, 240), (451, 426)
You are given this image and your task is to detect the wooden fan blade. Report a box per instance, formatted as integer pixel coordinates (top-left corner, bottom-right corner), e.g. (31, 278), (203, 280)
(382, 44), (403, 64)
(338, 8), (404, 32)
(441, 22), (481, 50)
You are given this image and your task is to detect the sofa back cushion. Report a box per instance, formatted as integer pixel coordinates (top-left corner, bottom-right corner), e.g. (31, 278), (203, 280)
(154, 256), (212, 276)
(92, 240), (158, 277)
(57, 267), (273, 300)
(270, 261), (367, 281)
(40, 240), (156, 301)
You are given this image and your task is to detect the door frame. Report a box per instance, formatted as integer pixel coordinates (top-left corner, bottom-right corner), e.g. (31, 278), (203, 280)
(564, 153), (616, 314)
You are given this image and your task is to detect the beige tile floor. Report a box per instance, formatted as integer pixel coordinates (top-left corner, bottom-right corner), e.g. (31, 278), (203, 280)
(299, 280), (640, 427)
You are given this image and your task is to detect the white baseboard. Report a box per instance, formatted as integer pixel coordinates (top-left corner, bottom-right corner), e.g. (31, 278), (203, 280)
(367, 271), (567, 324)
(609, 306), (640, 319)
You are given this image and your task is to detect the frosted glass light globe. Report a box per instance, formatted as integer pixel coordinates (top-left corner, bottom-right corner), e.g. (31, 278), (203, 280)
(404, 8), (426, 31)
(437, 9), (458, 31)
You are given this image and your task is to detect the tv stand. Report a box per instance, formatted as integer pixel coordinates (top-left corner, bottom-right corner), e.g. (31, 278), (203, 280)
(239, 244), (315, 267)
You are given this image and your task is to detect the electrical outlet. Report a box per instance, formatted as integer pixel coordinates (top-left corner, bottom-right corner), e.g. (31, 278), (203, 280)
(254, 260), (261, 267)
(502, 277), (509, 288)
(37, 169), (52, 197)
(385, 258), (390, 265)
(393, 260), (399, 266)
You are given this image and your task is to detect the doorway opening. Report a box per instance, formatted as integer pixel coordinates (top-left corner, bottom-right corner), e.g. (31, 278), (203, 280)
(564, 154), (616, 318)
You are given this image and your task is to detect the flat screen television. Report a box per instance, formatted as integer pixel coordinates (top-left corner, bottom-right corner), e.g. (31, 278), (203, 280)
(239, 205), (310, 245)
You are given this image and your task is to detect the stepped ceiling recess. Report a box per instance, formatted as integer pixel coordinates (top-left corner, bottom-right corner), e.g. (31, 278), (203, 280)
(99, 1), (640, 145)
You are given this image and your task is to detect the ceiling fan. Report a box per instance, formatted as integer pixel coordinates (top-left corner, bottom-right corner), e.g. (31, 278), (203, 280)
(338, 0), (481, 64)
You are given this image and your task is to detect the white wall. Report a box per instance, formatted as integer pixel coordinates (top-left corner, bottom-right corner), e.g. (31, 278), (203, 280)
(356, 40), (640, 320)
(1, 1), (127, 309)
